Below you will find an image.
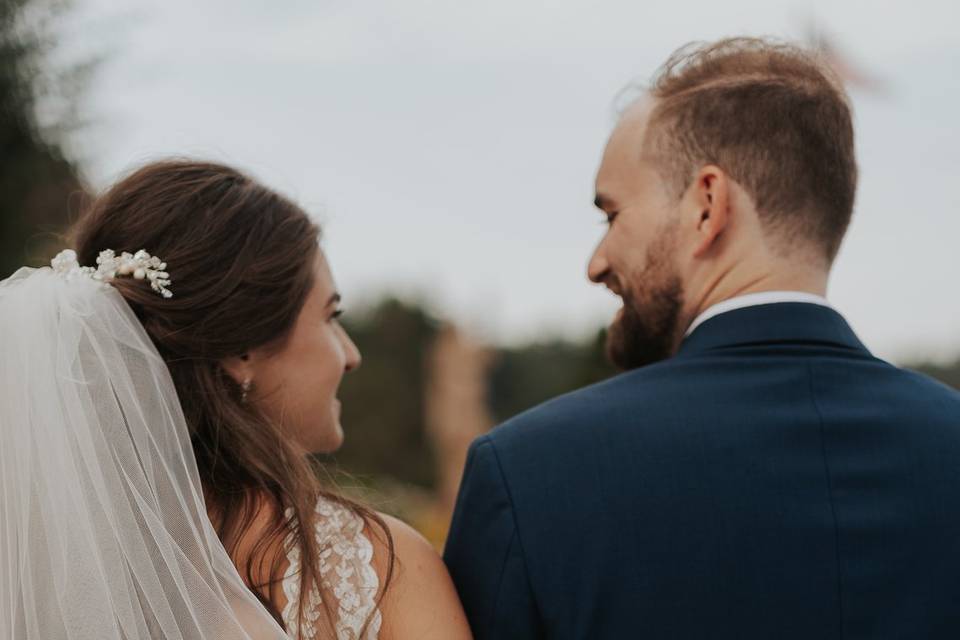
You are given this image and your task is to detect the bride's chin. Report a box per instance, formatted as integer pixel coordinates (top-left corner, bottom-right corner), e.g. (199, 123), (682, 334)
(323, 420), (345, 452)
(303, 418), (345, 455)
(331, 421), (345, 447)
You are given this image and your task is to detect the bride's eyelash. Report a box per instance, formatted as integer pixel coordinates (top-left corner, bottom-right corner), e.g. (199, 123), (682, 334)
(331, 309), (344, 320)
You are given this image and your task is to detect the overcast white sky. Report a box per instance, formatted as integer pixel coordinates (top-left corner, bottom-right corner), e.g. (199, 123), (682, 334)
(58, 0), (959, 363)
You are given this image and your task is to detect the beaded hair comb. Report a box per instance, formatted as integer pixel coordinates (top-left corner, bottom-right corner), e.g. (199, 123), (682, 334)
(51, 248), (173, 299)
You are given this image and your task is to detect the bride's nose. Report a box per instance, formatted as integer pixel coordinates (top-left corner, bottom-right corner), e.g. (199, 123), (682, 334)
(341, 329), (362, 372)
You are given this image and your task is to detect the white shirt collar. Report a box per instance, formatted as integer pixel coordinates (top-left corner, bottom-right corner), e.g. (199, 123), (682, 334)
(684, 291), (832, 337)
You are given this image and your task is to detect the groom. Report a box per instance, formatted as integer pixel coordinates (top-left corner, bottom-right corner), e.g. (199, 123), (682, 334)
(443, 37), (960, 639)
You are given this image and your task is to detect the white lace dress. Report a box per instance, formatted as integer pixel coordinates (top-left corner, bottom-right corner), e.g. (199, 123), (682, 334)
(281, 496), (382, 639)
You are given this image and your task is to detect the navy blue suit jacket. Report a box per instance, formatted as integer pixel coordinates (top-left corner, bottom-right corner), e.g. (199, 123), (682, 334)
(443, 303), (960, 639)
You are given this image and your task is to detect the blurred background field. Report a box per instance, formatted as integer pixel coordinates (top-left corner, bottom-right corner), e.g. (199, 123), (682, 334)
(3, 0), (958, 547)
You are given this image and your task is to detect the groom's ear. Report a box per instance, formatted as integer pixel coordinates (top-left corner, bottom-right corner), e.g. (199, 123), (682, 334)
(220, 352), (254, 385)
(689, 164), (730, 259)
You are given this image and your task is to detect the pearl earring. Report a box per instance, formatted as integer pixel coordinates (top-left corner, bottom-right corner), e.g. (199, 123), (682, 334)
(241, 378), (252, 403)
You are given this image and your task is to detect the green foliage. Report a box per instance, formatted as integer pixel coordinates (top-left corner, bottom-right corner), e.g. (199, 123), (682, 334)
(331, 298), (441, 488)
(1, 0), (85, 278)
(330, 297), (615, 490)
(488, 328), (615, 423)
(910, 359), (960, 390)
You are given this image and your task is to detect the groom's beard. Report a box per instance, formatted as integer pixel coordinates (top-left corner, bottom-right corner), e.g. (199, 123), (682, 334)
(606, 227), (684, 371)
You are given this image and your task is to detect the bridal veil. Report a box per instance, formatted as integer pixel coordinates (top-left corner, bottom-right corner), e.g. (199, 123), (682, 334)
(0, 263), (287, 638)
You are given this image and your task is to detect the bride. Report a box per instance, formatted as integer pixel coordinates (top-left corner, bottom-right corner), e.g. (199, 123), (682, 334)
(1, 159), (471, 639)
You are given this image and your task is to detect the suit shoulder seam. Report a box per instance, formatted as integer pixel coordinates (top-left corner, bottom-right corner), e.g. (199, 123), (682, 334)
(807, 362), (845, 639)
(484, 437), (542, 618)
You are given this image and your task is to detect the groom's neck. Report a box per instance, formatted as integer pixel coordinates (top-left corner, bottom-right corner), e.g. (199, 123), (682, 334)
(682, 259), (831, 334)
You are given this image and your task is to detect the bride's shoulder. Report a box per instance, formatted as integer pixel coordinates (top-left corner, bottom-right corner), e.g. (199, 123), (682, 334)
(262, 492), (471, 640)
(302, 494), (447, 602)
(368, 511), (472, 640)
(303, 495), (437, 577)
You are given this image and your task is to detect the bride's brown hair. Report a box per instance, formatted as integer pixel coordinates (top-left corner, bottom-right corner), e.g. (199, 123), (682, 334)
(71, 159), (394, 634)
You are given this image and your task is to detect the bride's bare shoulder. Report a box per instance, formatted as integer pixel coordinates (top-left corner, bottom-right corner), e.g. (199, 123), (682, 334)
(369, 512), (472, 640)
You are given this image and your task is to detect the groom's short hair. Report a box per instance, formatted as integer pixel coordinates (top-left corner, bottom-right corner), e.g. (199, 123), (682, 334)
(643, 37), (857, 262)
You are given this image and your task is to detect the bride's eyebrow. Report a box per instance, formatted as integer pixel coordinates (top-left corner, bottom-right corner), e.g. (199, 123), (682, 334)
(325, 293), (342, 308)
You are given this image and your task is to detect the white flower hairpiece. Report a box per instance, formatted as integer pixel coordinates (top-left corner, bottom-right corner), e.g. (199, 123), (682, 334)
(51, 248), (173, 299)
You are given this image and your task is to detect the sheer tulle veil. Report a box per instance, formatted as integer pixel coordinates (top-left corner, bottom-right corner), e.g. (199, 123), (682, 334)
(0, 261), (287, 638)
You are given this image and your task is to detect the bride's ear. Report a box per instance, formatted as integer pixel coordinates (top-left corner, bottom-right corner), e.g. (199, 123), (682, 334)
(220, 352), (254, 386)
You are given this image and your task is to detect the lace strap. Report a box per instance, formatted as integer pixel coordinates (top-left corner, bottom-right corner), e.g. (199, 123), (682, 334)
(281, 499), (382, 639)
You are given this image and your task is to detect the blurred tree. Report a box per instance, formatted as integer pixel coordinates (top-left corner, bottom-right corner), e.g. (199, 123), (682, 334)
(911, 359), (960, 390)
(487, 329), (616, 424)
(331, 297), (617, 489)
(1, 0), (87, 277)
(575, 327), (617, 388)
(332, 298), (441, 488)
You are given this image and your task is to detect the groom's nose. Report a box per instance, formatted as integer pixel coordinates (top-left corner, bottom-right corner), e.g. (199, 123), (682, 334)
(588, 244), (610, 284)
